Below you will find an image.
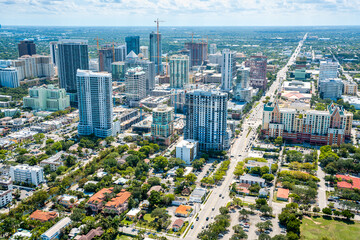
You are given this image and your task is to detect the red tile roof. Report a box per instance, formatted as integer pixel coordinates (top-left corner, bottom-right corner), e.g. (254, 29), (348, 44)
(172, 219), (184, 228)
(105, 189), (131, 208)
(175, 205), (192, 215)
(336, 174), (360, 190)
(30, 210), (58, 222)
(87, 188), (113, 205)
(277, 188), (290, 199)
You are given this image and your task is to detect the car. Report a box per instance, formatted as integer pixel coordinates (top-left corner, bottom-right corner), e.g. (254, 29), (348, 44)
(244, 228), (249, 232)
(202, 226), (204, 229)
(191, 225), (194, 229)
(222, 196), (224, 199)
(206, 225), (209, 228)
(196, 217), (199, 221)
(219, 194), (222, 197)
(244, 225), (249, 228)
(212, 207), (215, 211)
(206, 217), (209, 221)
(281, 229), (286, 233)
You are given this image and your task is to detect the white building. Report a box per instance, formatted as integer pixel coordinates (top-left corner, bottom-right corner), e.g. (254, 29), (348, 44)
(342, 95), (360, 110)
(209, 44), (217, 54)
(282, 81), (311, 93)
(189, 188), (207, 203)
(239, 174), (265, 187)
(176, 139), (198, 165)
(77, 70), (113, 138)
(319, 60), (338, 81)
(140, 46), (149, 59)
(0, 190), (12, 207)
(40, 151), (65, 171)
(319, 78), (343, 100)
(9, 164), (44, 187)
(41, 217), (72, 240)
(221, 49), (236, 91)
(125, 67), (146, 105)
(0, 67), (20, 88)
(170, 55), (189, 89)
(234, 67), (253, 102)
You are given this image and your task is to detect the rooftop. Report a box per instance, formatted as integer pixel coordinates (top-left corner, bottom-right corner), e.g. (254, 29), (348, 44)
(277, 188), (290, 199)
(87, 188), (113, 205)
(30, 210), (58, 222)
(105, 189), (131, 207)
(175, 205), (192, 215)
(41, 217), (71, 239)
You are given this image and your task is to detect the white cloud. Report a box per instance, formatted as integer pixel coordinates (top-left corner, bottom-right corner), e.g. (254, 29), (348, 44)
(0, 0), (360, 25)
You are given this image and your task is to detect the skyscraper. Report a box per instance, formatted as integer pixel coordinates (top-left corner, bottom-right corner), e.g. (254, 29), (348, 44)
(140, 46), (149, 59)
(151, 105), (174, 145)
(98, 48), (113, 72)
(233, 67), (252, 102)
(77, 70), (113, 138)
(18, 40), (36, 57)
(125, 67), (146, 105)
(150, 32), (163, 74)
(319, 60), (338, 81)
(56, 40), (89, 105)
(111, 62), (126, 82)
(221, 49), (236, 91)
(185, 42), (208, 67)
(170, 55), (189, 88)
(184, 90), (228, 151)
(114, 45), (127, 62)
(249, 55), (267, 90)
(125, 36), (140, 55)
(49, 42), (57, 65)
(125, 51), (155, 95)
(209, 44), (217, 54)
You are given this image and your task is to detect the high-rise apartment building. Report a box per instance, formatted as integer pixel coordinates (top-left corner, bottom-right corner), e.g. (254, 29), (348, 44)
(184, 90), (228, 151)
(249, 55), (267, 90)
(170, 55), (189, 88)
(23, 85), (70, 111)
(18, 40), (36, 57)
(151, 105), (174, 145)
(221, 49), (236, 91)
(111, 62), (126, 82)
(114, 45), (127, 62)
(77, 70), (113, 138)
(125, 51), (155, 95)
(9, 164), (44, 187)
(98, 48), (113, 72)
(0, 67), (20, 88)
(125, 36), (140, 55)
(125, 67), (146, 104)
(150, 32), (163, 74)
(209, 44), (217, 54)
(233, 67), (252, 102)
(319, 60), (338, 81)
(185, 42), (208, 67)
(319, 78), (343, 100)
(262, 101), (353, 145)
(140, 46), (149, 59)
(56, 40), (89, 105)
(14, 55), (54, 80)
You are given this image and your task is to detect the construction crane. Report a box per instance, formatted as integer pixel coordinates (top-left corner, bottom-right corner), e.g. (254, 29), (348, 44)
(94, 37), (103, 51)
(154, 18), (165, 75)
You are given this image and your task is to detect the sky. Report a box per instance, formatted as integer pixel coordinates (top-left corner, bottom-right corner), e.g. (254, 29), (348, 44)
(0, 0), (360, 26)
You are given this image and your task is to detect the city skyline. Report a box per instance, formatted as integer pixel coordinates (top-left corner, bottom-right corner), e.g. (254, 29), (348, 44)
(1, 0), (360, 26)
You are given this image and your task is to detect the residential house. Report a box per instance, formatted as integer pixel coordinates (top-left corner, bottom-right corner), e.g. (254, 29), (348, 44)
(77, 227), (104, 240)
(277, 188), (290, 201)
(172, 219), (184, 232)
(147, 185), (163, 196)
(30, 210), (58, 222)
(40, 217), (71, 240)
(126, 208), (141, 220)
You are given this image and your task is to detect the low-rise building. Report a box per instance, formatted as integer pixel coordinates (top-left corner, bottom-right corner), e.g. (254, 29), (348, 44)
(172, 219), (184, 232)
(276, 188), (290, 201)
(0, 189), (12, 207)
(282, 81), (311, 93)
(239, 174), (265, 187)
(343, 81), (357, 96)
(40, 151), (65, 171)
(58, 194), (79, 209)
(30, 210), (58, 222)
(176, 139), (198, 165)
(175, 205), (192, 217)
(40, 217), (71, 240)
(78, 227), (104, 240)
(189, 187), (207, 203)
(336, 174), (360, 190)
(10, 229), (32, 240)
(86, 188), (113, 213)
(103, 189), (131, 214)
(126, 208), (141, 220)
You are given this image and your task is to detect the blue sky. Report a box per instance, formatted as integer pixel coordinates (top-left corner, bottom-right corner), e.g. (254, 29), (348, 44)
(0, 0), (360, 26)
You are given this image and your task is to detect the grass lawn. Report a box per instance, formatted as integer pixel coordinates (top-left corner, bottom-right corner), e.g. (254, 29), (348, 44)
(121, 219), (134, 226)
(116, 235), (134, 240)
(301, 216), (360, 240)
(143, 213), (155, 222)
